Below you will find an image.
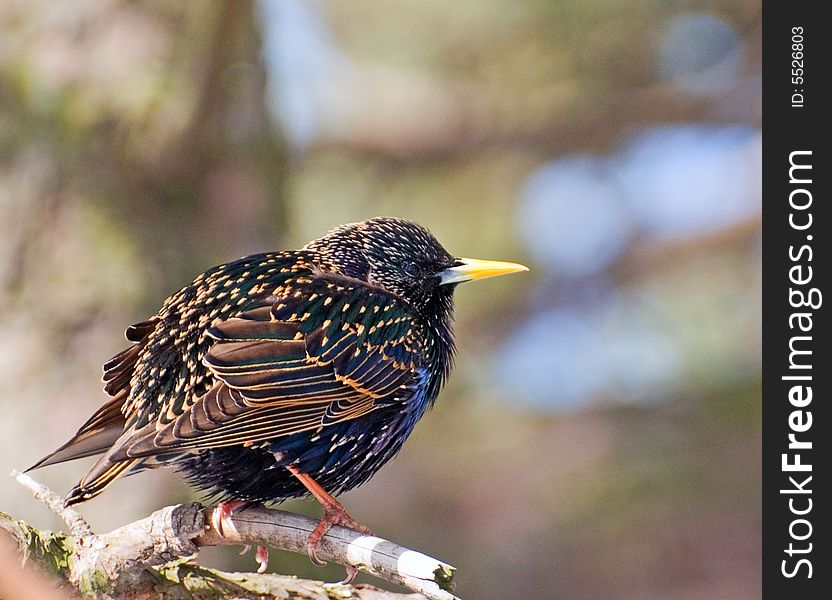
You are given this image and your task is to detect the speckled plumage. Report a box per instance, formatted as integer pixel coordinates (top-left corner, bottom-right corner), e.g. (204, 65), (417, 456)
(31, 218), (484, 507)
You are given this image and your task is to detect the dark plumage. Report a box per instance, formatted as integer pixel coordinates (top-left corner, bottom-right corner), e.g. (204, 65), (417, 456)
(29, 217), (527, 566)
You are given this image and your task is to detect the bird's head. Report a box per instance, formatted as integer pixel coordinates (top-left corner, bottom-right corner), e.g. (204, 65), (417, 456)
(306, 217), (528, 313)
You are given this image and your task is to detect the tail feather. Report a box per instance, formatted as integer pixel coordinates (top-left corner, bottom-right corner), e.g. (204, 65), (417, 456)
(27, 392), (127, 471)
(27, 392), (138, 506)
(64, 455), (138, 506)
(29, 319), (156, 504)
(26, 392), (128, 472)
(64, 443), (170, 505)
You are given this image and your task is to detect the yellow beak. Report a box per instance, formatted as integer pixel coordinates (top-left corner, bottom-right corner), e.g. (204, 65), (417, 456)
(438, 257), (529, 285)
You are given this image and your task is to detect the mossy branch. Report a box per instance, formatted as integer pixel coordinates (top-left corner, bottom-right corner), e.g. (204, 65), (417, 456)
(3, 472), (458, 600)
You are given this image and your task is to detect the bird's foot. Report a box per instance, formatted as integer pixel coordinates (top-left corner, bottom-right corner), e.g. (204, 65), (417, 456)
(211, 500), (268, 572)
(210, 498), (251, 535)
(307, 498), (374, 579)
(284, 464), (372, 582)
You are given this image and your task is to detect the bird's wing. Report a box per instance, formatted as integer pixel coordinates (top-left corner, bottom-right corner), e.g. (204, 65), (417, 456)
(118, 276), (425, 458)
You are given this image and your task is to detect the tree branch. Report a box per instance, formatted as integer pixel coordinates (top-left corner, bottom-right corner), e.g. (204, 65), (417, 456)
(4, 472), (458, 600)
(198, 505), (457, 600)
(11, 471), (92, 537)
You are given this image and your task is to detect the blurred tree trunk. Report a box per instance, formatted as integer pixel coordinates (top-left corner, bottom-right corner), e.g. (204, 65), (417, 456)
(1, 0), (290, 309)
(104, 0), (291, 291)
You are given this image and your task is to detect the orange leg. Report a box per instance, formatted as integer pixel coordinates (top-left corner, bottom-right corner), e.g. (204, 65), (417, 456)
(287, 464), (374, 580)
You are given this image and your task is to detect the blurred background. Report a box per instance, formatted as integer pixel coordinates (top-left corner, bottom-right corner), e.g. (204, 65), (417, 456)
(0, 1), (760, 598)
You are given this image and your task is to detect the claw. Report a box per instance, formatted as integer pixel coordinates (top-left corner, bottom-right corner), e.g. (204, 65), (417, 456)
(255, 545), (269, 573)
(306, 532), (327, 567)
(210, 505), (225, 534)
(339, 565), (359, 584)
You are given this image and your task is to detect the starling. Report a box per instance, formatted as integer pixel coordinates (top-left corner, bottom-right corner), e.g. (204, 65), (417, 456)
(29, 217), (527, 571)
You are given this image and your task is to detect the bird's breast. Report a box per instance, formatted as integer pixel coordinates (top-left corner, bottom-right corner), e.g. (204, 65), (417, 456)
(267, 367), (433, 492)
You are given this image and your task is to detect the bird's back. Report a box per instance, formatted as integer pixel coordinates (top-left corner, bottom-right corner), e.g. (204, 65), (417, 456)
(123, 251), (304, 431)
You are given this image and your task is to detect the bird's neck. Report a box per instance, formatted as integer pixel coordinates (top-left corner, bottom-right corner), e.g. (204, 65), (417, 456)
(422, 288), (456, 405)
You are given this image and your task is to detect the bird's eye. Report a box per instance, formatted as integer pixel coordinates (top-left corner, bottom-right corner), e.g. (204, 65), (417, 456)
(403, 263), (419, 277)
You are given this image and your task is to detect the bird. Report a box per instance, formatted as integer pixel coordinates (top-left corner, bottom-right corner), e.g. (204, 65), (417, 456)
(28, 216), (527, 575)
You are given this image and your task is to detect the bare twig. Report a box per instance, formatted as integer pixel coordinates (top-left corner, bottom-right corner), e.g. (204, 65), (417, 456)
(11, 470), (92, 537)
(8, 473), (458, 600)
(198, 505), (458, 600)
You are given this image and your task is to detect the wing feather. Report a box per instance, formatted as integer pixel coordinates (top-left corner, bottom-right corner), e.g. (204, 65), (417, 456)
(116, 274), (425, 459)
